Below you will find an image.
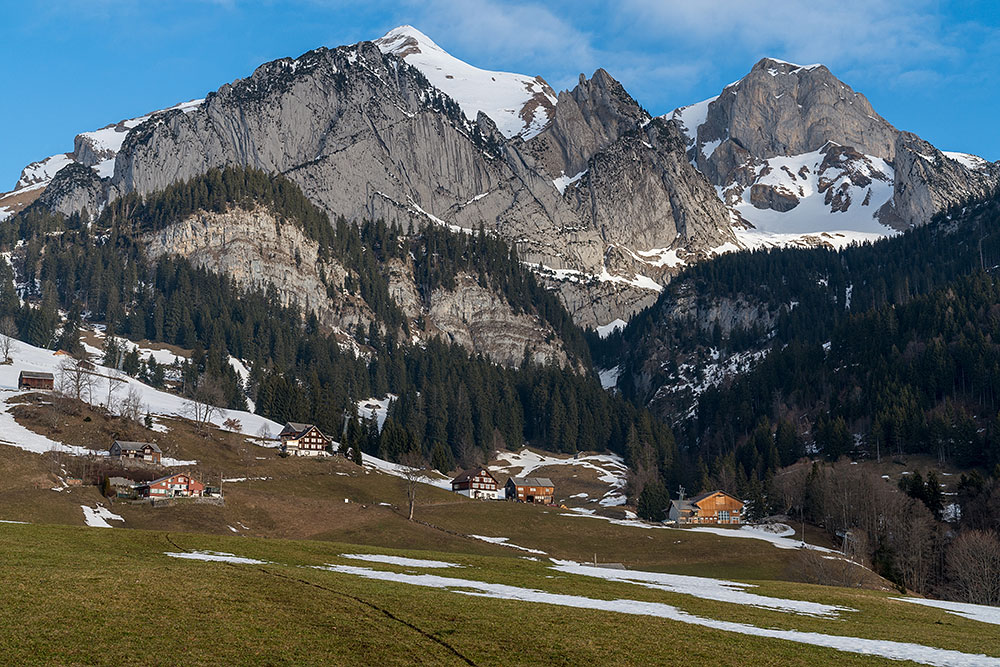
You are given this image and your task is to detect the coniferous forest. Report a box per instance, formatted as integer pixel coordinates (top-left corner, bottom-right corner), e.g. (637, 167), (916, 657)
(0, 167), (667, 475)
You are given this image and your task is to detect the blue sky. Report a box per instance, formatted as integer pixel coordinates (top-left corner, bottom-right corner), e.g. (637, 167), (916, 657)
(3, 0), (998, 189)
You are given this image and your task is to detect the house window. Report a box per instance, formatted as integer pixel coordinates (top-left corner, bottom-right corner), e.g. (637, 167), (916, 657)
(719, 510), (730, 522)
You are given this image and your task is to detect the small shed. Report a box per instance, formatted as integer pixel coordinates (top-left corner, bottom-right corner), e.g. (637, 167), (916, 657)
(109, 441), (163, 465)
(18, 371), (54, 390)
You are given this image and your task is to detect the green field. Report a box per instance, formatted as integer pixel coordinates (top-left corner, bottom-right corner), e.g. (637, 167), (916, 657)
(1, 522), (998, 666)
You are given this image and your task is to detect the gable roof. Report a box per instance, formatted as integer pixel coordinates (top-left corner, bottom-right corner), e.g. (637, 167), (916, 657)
(141, 472), (198, 487)
(451, 469), (498, 484)
(690, 490), (743, 506)
(281, 422), (324, 438)
(112, 440), (162, 453)
(19, 370), (54, 380)
(508, 476), (554, 488)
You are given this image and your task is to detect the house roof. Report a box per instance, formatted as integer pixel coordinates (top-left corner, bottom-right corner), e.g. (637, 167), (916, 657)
(108, 477), (136, 487)
(690, 490), (743, 506)
(19, 370), (54, 380)
(141, 472), (198, 487)
(113, 440), (162, 453)
(451, 469), (498, 484)
(509, 476), (554, 488)
(281, 422), (323, 438)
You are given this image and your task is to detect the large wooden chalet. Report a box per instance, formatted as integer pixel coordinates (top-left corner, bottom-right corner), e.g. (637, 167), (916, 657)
(108, 441), (162, 465)
(668, 490), (744, 525)
(18, 370), (54, 390)
(451, 468), (500, 500)
(137, 472), (204, 499)
(278, 422), (332, 457)
(505, 476), (554, 504)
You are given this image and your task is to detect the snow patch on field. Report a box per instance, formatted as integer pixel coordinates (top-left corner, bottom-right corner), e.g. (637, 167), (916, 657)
(893, 597), (1000, 626)
(468, 535), (547, 555)
(165, 550), (268, 565)
(340, 553), (461, 569)
(310, 563), (1000, 666)
(728, 147), (897, 250)
(551, 560), (853, 617)
(361, 452), (452, 490)
(682, 524), (839, 554)
(81, 505), (124, 528)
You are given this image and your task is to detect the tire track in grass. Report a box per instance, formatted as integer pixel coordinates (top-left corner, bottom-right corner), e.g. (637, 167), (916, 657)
(163, 533), (477, 666)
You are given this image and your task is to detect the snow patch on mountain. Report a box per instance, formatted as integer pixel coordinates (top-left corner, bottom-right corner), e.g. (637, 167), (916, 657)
(943, 151), (990, 171)
(728, 145), (897, 249)
(376, 25), (556, 140)
(670, 96), (717, 157)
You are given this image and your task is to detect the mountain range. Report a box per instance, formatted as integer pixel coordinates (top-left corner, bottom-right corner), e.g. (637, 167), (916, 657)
(1, 25), (997, 331)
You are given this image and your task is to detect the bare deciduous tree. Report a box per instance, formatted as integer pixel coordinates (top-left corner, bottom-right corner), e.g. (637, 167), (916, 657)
(59, 357), (95, 402)
(185, 377), (224, 429)
(946, 530), (1000, 605)
(0, 316), (17, 363)
(399, 451), (426, 521)
(118, 385), (146, 423)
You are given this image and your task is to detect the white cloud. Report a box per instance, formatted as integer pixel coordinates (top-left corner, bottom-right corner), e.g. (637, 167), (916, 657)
(616, 0), (958, 72)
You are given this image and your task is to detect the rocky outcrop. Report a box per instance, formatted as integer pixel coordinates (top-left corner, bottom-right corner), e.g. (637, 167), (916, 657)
(34, 163), (107, 219)
(142, 207), (371, 332)
(142, 206), (570, 368)
(881, 132), (1000, 227)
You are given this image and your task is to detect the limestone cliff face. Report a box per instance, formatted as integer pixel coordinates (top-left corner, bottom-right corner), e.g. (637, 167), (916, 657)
(141, 208), (370, 332)
(142, 207), (570, 368)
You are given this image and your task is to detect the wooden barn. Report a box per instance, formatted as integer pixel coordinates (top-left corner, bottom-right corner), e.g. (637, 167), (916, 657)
(137, 472), (204, 499)
(108, 441), (162, 465)
(278, 422), (332, 457)
(505, 477), (554, 504)
(451, 468), (500, 500)
(18, 371), (54, 390)
(668, 490), (744, 525)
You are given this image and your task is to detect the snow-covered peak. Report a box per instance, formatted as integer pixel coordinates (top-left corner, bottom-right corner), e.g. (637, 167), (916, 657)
(754, 57), (825, 73)
(375, 25), (556, 139)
